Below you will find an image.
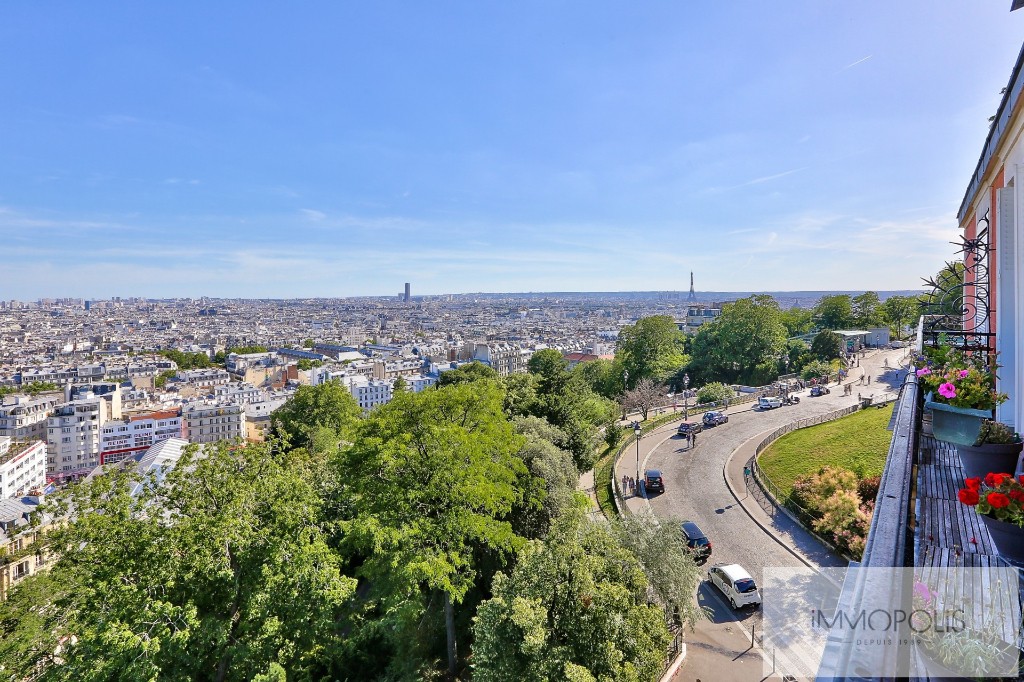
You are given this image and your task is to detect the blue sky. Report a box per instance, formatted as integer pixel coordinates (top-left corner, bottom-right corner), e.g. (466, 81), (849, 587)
(2, 2), (1023, 299)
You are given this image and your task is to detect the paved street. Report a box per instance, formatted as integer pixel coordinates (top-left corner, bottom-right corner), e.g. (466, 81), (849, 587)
(612, 347), (910, 681)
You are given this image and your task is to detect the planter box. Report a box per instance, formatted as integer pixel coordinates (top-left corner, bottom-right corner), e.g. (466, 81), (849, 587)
(980, 515), (1024, 565)
(924, 399), (991, 447)
(956, 441), (1023, 480)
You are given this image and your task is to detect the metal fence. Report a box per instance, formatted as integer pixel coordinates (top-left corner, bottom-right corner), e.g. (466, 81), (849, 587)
(746, 403), (871, 560)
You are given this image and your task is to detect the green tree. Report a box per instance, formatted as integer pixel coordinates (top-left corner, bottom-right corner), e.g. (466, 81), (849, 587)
(272, 381), (362, 451)
(159, 349), (213, 370)
(436, 361), (500, 388)
(571, 358), (623, 399)
(779, 306), (814, 337)
(472, 511), (671, 682)
(295, 358), (322, 371)
(801, 359), (833, 381)
(527, 349), (569, 394)
(0, 442), (357, 681)
(881, 295), (919, 337)
(392, 375), (408, 392)
(852, 291), (883, 328)
(616, 316), (688, 387)
(1, 381), (60, 397)
(696, 382), (734, 405)
(502, 372), (540, 417)
(813, 295), (854, 330)
(509, 416), (581, 539)
(338, 382), (527, 678)
(811, 330), (845, 362)
(302, 338), (314, 348)
(154, 369), (176, 388)
(688, 295), (787, 385)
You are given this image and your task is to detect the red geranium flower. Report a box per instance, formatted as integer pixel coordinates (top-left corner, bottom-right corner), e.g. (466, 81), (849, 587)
(987, 492), (1011, 509)
(964, 477), (982, 491)
(958, 488), (980, 506)
(985, 473), (1012, 487)
(1009, 489), (1024, 503)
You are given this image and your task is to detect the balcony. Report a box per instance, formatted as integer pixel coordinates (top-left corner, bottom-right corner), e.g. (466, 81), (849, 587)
(816, 368), (1024, 680)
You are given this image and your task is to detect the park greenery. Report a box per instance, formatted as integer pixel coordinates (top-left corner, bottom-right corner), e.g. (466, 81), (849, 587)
(1, 364), (699, 680)
(758, 406), (893, 559)
(0, 381), (59, 397)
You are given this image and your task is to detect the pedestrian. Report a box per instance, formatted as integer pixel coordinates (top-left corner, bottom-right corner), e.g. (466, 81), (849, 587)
(692, 432), (698, 446)
(858, 392), (862, 402)
(868, 375), (871, 385)
(622, 474), (628, 493)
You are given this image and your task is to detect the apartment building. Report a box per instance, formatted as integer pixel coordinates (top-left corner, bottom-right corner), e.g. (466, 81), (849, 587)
(212, 383), (264, 405)
(0, 393), (62, 441)
(0, 494), (51, 600)
(346, 377), (393, 411)
(176, 368), (231, 388)
(0, 438), (47, 499)
(99, 407), (184, 466)
(46, 386), (122, 480)
(372, 357), (426, 381)
(467, 342), (530, 377)
(183, 401), (246, 444)
(404, 374), (437, 393)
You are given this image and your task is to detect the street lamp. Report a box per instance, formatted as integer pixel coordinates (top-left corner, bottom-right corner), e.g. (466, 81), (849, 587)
(683, 373), (690, 416)
(633, 421), (643, 490)
(622, 370), (629, 420)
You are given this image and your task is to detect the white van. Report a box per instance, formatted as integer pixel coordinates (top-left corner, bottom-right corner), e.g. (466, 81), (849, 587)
(758, 396), (782, 410)
(708, 563), (762, 609)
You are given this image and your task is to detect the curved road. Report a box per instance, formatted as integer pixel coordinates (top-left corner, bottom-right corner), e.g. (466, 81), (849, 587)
(613, 348), (910, 680)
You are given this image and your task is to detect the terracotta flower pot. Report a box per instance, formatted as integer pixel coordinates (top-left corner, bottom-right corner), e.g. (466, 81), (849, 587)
(980, 515), (1024, 565)
(925, 398), (991, 447)
(956, 441), (1023, 480)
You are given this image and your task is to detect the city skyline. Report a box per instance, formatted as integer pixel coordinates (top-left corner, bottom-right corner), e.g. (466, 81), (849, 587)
(2, 2), (1023, 298)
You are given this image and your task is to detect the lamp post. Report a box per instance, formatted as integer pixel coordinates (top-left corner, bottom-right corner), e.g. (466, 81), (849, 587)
(683, 373), (690, 416)
(634, 421), (642, 490)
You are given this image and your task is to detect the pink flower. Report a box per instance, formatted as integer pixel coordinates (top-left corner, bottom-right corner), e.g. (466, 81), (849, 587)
(959, 369), (969, 378)
(938, 382), (957, 399)
(916, 368), (931, 377)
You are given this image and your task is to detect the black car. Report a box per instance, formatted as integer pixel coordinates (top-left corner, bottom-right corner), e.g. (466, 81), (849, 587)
(644, 469), (665, 494)
(677, 421), (703, 436)
(681, 521), (712, 561)
(702, 411), (728, 427)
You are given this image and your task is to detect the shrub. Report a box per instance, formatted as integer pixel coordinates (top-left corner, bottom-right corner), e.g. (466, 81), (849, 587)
(801, 360), (832, 381)
(790, 466), (871, 559)
(857, 475), (881, 503)
(696, 382), (734, 405)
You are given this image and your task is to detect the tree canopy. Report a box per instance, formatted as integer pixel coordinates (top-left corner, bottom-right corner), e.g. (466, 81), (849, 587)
(472, 511), (672, 682)
(0, 442), (357, 682)
(688, 295), (787, 385)
(616, 316), (687, 387)
(811, 330), (845, 362)
(813, 295), (854, 330)
(271, 381), (362, 452)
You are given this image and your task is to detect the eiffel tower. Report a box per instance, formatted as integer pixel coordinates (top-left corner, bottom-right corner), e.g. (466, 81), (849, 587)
(687, 272), (697, 303)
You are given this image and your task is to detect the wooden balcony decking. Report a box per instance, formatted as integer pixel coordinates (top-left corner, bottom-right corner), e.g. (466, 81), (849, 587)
(818, 373), (1024, 680)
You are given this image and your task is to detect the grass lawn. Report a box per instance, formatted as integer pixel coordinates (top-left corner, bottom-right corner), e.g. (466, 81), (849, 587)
(759, 405), (894, 503)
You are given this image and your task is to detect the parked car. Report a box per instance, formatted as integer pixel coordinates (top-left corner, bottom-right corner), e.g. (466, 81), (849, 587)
(708, 563), (762, 609)
(810, 385), (831, 396)
(702, 411), (728, 427)
(681, 521), (712, 561)
(677, 421), (704, 436)
(644, 469), (665, 494)
(758, 396), (782, 410)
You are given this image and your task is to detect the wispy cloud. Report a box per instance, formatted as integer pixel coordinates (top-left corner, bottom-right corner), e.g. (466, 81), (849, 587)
(299, 208), (326, 222)
(841, 55), (873, 71)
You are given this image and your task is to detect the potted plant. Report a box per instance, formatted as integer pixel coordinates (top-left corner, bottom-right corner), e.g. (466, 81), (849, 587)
(957, 473), (1024, 564)
(912, 575), (1023, 678)
(956, 420), (1023, 480)
(915, 348), (1007, 446)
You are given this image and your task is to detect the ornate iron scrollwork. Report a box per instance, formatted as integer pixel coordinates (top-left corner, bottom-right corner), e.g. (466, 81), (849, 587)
(921, 210), (994, 352)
